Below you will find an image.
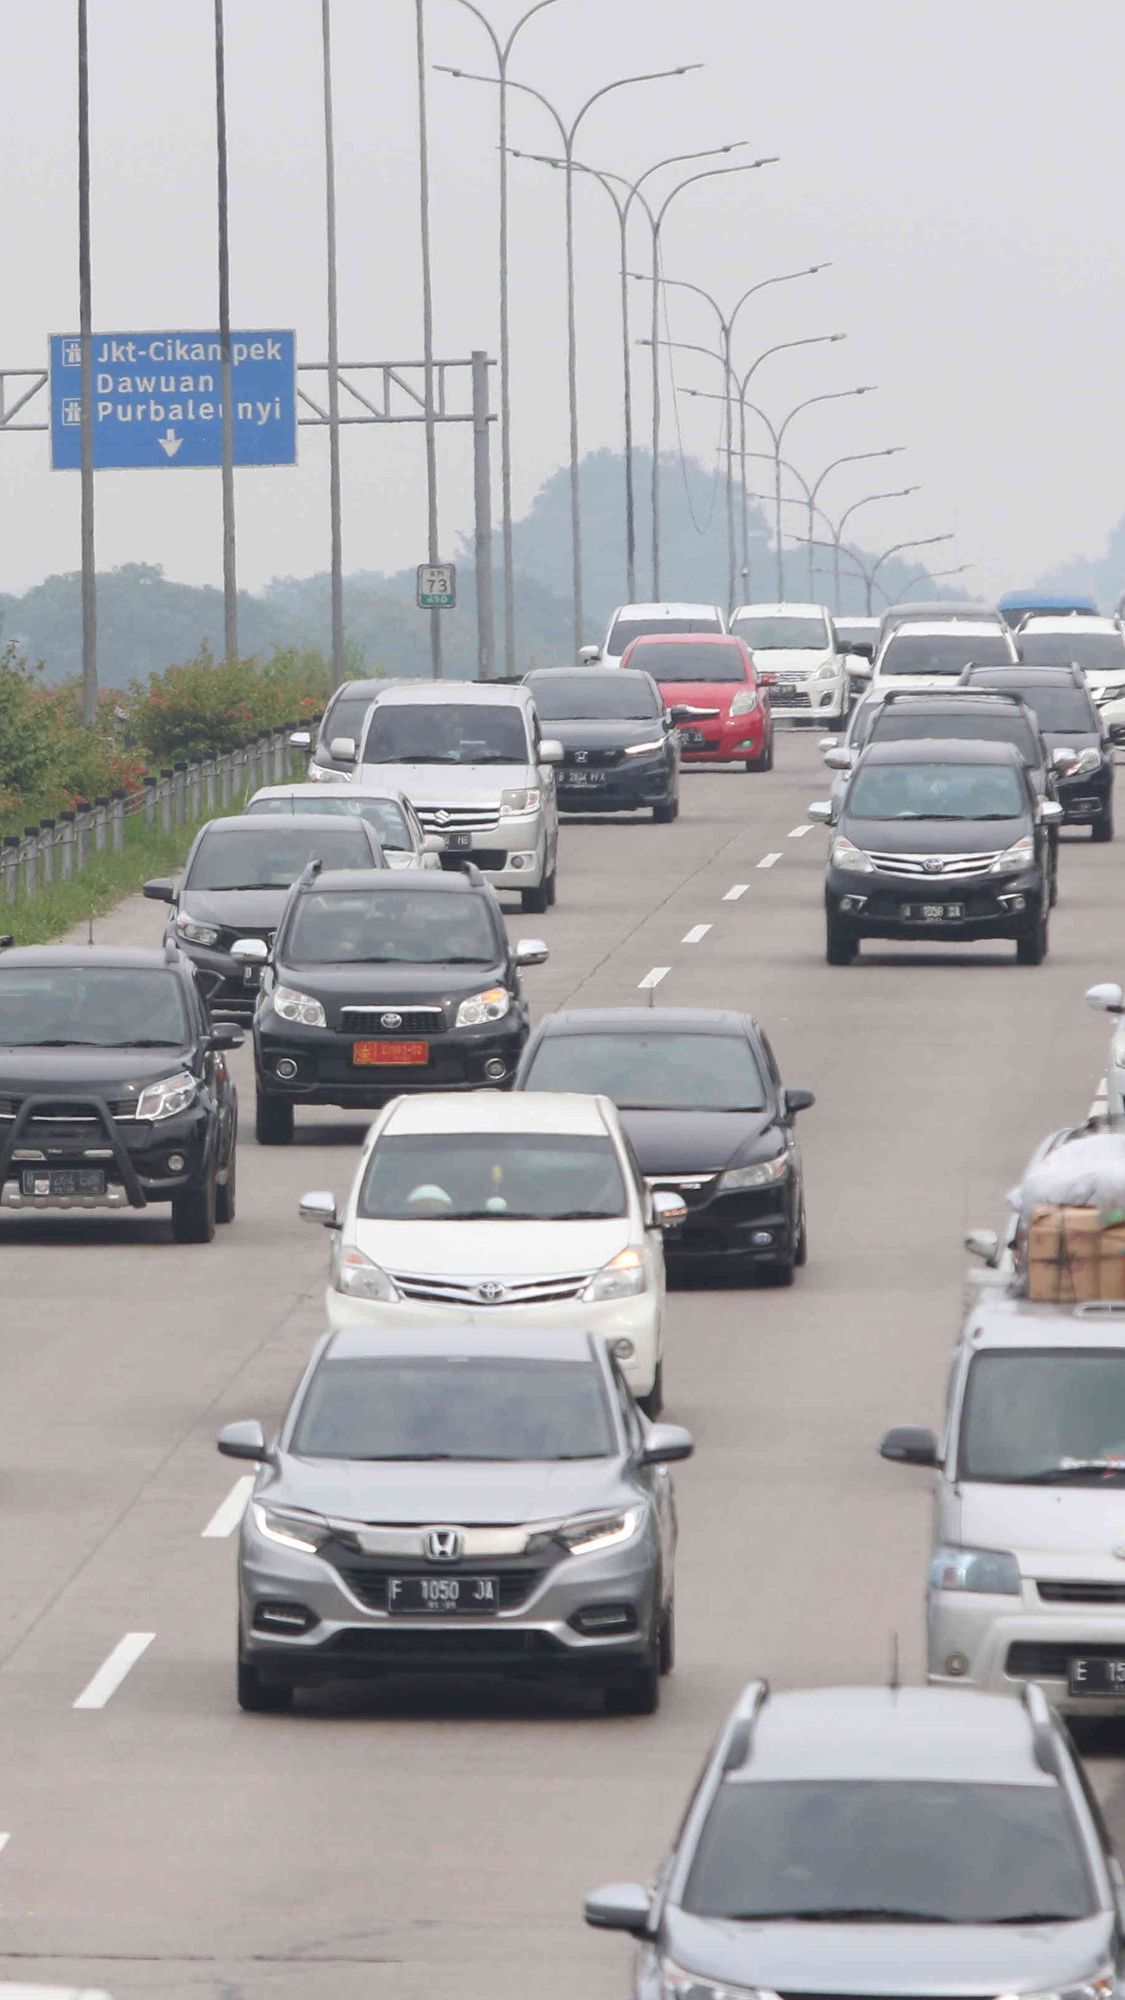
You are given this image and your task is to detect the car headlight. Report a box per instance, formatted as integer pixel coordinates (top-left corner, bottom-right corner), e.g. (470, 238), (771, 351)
(135, 1069), (197, 1121)
(455, 986), (511, 1028)
(582, 1246), (647, 1302)
(830, 834), (873, 873)
(272, 983), (327, 1028)
(332, 1245), (401, 1302)
(928, 1543), (1020, 1595)
(556, 1508), (641, 1555)
(1018, 1971), (1115, 2000)
(252, 1503), (332, 1554)
(814, 661), (839, 681)
(662, 1967), (764, 2000)
(1072, 747), (1102, 776)
(990, 834), (1035, 874)
(1095, 684), (1125, 704)
(624, 738), (666, 757)
(719, 1155), (789, 1192)
(500, 787), (542, 816)
(728, 688), (759, 716)
(175, 911), (221, 947)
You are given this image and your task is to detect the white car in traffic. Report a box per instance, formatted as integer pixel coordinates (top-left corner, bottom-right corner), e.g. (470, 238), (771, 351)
(583, 601), (726, 665)
(728, 602), (848, 725)
(300, 1090), (685, 1415)
(1018, 614), (1125, 741)
(865, 618), (1018, 695)
(244, 782), (444, 869)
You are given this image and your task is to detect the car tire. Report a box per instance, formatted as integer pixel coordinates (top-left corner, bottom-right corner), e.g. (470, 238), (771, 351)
(545, 861), (558, 907)
(215, 1141), (237, 1224)
(1093, 802), (1115, 843)
(658, 1597), (675, 1677)
(825, 913), (858, 966)
(255, 1090), (294, 1146)
(747, 736), (773, 772)
(237, 1645), (293, 1715)
(171, 1164), (217, 1244)
(653, 798), (678, 823)
(794, 1198), (808, 1267)
(1016, 908), (1049, 966)
(638, 1360), (663, 1421)
(521, 878), (549, 914)
(604, 1634), (661, 1717)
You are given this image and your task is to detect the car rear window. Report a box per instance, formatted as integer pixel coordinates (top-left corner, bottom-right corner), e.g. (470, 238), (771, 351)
(626, 642), (749, 684)
(523, 1031), (767, 1111)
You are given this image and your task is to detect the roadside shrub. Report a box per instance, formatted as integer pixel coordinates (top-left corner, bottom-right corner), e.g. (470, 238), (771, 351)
(129, 643), (331, 762)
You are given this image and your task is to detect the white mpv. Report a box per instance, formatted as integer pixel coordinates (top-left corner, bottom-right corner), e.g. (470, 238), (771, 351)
(300, 1090), (685, 1416)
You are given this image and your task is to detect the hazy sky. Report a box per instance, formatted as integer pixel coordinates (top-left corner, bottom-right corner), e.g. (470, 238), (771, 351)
(4, 0), (1124, 609)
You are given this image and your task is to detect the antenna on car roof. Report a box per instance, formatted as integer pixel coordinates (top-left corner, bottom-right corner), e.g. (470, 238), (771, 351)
(888, 1632), (901, 1694)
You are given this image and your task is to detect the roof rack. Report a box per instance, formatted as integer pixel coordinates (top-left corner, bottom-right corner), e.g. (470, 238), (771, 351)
(297, 856), (324, 888)
(720, 1679), (769, 1771)
(879, 688), (1026, 708)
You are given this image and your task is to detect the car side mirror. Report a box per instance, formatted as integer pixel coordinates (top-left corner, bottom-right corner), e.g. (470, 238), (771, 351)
(231, 937), (269, 964)
(669, 705), (694, 725)
(783, 1087), (815, 1117)
(208, 1022), (244, 1051)
(1040, 799), (1063, 824)
(329, 735), (357, 763)
(824, 749), (852, 771)
(807, 801), (833, 824)
(584, 1883), (654, 1937)
(640, 1422), (694, 1467)
(879, 1425), (939, 1468)
(577, 645), (601, 665)
(515, 938), (549, 966)
(818, 735), (839, 752)
(965, 1227), (1000, 1267)
(143, 877), (175, 903)
(1087, 982), (1125, 1016)
(422, 833), (446, 854)
(538, 739), (564, 765)
(651, 1187), (687, 1230)
(217, 1418), (270, 1462)
(289, 729), (312, 750)
(299, 1190), (339, 1228)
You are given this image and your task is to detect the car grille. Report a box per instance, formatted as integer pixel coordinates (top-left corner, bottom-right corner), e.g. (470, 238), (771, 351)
(416, 804), (501, 835)
(1007, 1640), (1125, 1676)
(0, 1095), (139, 1124)
(387, 1269), (592, 1306)
(321, 1627), (567, 1664)
(866, 849), (1000, 878)
(772, 689), (811, 708)
(333, 1563), (544, 1613)
(1037, 1580), (1125, 1604)
(438, 849), (509, 872)
(645, 1173), (719, 1210)
(339, 1006), (445, 1036)
(562, 748), (624, 769)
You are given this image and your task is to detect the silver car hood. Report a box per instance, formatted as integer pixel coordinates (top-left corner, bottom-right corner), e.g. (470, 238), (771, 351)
(952, 1480), (1125, 1561)
(660, 1908), (1112, 1995)
(361, 762), (531, 803)
(267, 1456), (630, 1526)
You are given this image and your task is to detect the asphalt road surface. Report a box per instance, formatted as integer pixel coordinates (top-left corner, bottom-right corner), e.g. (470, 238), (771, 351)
(1, 734), (1121, 1998)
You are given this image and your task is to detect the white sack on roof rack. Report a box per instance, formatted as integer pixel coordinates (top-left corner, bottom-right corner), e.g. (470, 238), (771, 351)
(1010, 1131), (1125, 1223)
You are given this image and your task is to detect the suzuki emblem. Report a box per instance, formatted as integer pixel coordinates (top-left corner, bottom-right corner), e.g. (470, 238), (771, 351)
(435, 809), (451, 826)
(424, 1527), (463, 1562)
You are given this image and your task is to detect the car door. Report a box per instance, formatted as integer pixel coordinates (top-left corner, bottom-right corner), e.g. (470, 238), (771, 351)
(192, 978), (231, 1168)
(758, 1030), (801, 1229)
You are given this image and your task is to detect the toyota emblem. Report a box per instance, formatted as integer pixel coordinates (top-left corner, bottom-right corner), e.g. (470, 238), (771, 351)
(476, 1280), (507, 1303)
(424, 1527), (463, 1562)
(922, 857), (943, 874)
(380, 1011), (403, 1029)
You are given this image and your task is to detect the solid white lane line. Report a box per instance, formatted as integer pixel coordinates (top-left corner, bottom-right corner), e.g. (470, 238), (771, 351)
(722, 883), (749, 901)
(202, 1474), (255, 1540)
(681, 924), (712, 944)
(638, 966), (669, 990)
(757, 853), (782, 869)
(73, 1632), (155, 1711)
(788, 823), (814, 838)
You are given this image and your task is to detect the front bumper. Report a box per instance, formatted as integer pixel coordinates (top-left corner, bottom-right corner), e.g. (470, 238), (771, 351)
(646, 1173), (795, 1266)
(0, 1096), (214, 1211)
(676, 714), (768, 765)
(437, 809), (547, 888)
(928, 1586), (1125, 1715)
(1056, 766), (1113, 824)
(324, 1288), (660, 1397)
(826, 865), (1045, 943)
(174, 937), (265, 1021)
(558, 757), (675, 811)
(239, 1520), (660, 1682)
(767, 677), (846, 724)
(255, 1010), (528, 1103)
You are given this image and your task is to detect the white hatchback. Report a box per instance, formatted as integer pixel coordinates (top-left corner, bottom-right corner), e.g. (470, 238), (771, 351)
(300, 1090), (685, 1415)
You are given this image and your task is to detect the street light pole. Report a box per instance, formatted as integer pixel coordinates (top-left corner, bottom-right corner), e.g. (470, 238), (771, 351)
(416, 0), (442, 677)
(446, 1), (561, 675)
(77, 0), (97, 725)
(804, 447), (907, 604)
(321, 0), (346, 688)
(214, 0), (238, 665)
(797, 532), (953, 612)
(829, 485), (919, 610)
(886, 562), (975, 605)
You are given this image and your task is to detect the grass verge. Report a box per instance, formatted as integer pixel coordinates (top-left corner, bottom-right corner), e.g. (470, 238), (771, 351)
(1, 811), (214, 946)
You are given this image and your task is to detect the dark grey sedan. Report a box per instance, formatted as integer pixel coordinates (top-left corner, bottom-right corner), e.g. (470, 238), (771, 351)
(218, 1325), (692, 1714)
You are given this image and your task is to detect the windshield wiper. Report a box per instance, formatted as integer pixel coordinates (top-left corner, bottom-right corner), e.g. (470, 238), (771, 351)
(986, 1912), (1077, 1925)
(24, 1038), (108, 1047)
(729, 1907), (956, 1924)
(128, 1039), (185, 1048)
(1016, 1459), (1125, 1483)
(203, 881), (290, 892)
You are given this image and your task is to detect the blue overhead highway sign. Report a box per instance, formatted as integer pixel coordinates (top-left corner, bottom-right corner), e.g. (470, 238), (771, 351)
(49, 329), (297, 469)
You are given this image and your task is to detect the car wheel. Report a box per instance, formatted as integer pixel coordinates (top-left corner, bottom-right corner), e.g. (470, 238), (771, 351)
(171, 1164), (217, 1244)
(1093, 802), (1115, 843)
(1016, 909), (1048, 966)
(825, 912), (858, 966)
(604, 1634), (661, 1717)
(658, 1597), (675, 1677)
(237, 1643), (293, 1714)
(652, 798), (678, 823)
(794, 1197), (808, 1267)
(747, 735), (773, 772)
(520, 878), (549, 914)
(215, 1140), (237, 1224)
(638, 1360), (663, 1421)
(545, 861), (558, 906)
(255, 1089), (294, 1146)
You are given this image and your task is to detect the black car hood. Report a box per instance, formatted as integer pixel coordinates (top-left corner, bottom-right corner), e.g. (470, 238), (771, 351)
(180, 886), (290, 929)
(272, 959), (509, 1003)
(1041, 727), (1103, 755)
(842, 814), (1026, 855)
(619, 1107), (778, 1174)
(550, 719), (665, 751)
(0, 1045), (192, 1096)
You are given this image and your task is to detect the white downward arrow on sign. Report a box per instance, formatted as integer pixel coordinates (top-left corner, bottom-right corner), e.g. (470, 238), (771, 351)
(158, 428), (182, 458)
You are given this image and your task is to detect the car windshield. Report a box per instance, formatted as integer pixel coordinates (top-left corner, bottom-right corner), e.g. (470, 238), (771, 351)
(959, 1349), (1125, 1482)
(682, 1779), (1094, 1924)
(363, 702), (528, 764)
(528, 673), (659, 720)
(731, 615), (828, 651)
(185, 823), (373, 891)
(847, 761), (1024, 821)
(871, 711), (1036, 762)
(1019, 632), (1125, 673)
(246, 794), (410, 849)
(626, 642), (748, 684)
(607, 615), (721, 657)
(972, 682), (1098, 733)
(285, 888), (497, 965)
(0, 966), (188, 1048)
(880, 634), (1013, 675)
(291, 1355), (614, 1461)
(524, 1031), (767, 1112)
(358, 1131), (627, 1221)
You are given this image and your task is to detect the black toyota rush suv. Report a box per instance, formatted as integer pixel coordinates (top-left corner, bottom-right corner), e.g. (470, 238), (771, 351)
(524, 667), (682, 821)
(248, 863), (549, 1145)
(960, 663), (1114, 841)
(0, 943), (240, 1241)
(814, 738), (1060, 966)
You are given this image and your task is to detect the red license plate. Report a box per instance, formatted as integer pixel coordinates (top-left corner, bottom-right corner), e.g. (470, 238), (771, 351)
(352, 1039), (430, 1066)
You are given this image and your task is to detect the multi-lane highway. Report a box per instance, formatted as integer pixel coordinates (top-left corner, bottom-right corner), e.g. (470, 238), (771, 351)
(0, 734), (1120, 1998)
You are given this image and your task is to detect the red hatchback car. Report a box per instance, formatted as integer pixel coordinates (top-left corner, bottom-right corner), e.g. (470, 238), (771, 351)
(617, 633), (773, 772)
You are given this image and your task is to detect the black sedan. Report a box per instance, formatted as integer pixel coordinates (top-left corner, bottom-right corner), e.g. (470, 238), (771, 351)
(524, 667), (682, 822)
(514, 1007), (813, 1284)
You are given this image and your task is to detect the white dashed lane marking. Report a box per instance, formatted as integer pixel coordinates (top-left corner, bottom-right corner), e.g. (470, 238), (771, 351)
(788, 823), (814, 838)
(73, 1632), (155, 1711)
(638, 966), (670, 991)
(681, 924), (712, 944)
(202, 1475), (255, 1539)
(757, 853), (782, 869)
(722, 883), (749, 901)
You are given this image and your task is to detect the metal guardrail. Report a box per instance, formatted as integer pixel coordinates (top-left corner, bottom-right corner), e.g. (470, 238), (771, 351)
(0, 724), (306, 910)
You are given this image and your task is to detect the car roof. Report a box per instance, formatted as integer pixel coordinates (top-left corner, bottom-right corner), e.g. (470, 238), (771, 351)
(730, 1686), (1048, 1786)
(887, 600), (998, 618)
(610, 602), (723, 618)
(1020, 615), (1121, 635)
(532, 1006), (755, 1037)
(323, 1323), (601, 1365)
(383, 1090), (613, 1136)
(966, 663), (1082, 684)
(249, 782), (413, 805)
(0, 944), (190, 972)
(302, 867), (483, 895)
(372, 681), (531, 707)
(966, 1295), (1125, 1348)
(875, 689), (1032, 713)
(730, 601), (828, 618)
(884, 620), (1007, 639)
(858, 737), (1024, 766)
